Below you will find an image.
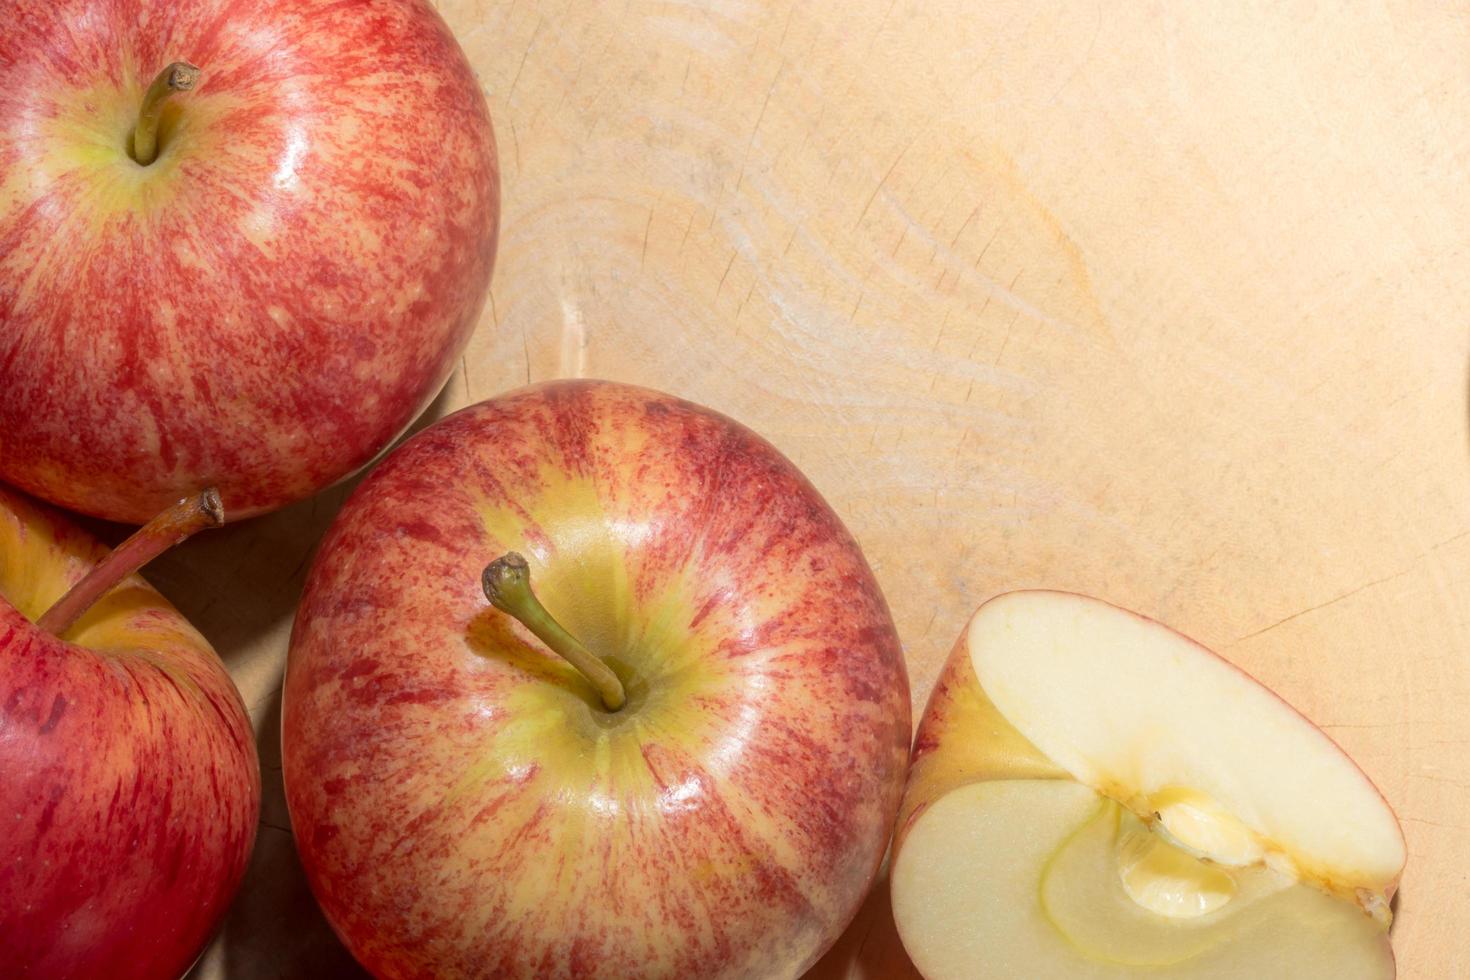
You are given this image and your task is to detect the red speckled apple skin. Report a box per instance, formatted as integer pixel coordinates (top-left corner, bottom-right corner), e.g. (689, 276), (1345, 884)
(0, 486), (260, 979)
(284, 380), (912, 980)
(0, 0), (499, 524)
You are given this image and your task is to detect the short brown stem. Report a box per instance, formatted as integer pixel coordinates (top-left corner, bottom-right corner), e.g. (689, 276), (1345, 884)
(482, 552), (626, 711)
(35, 489), (224, 637)
(129, 61), (200, 165)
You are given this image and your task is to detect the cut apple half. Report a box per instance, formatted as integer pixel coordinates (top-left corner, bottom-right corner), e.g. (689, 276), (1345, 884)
(891, 591), (1404, 979)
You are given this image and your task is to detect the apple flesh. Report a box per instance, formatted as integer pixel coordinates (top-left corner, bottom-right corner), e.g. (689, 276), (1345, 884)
(0, 0), (499, 523)
(891, 591), (1404, 979)
(0, 485), (260, 978)
(283, 380), (912, 979)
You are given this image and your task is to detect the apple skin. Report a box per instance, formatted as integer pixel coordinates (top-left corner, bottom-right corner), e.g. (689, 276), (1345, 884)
(0, 0), (499, 524)
(282, 380), (912, 979)
(893, 613), (1068, 851)
(0, 485), (260, 978)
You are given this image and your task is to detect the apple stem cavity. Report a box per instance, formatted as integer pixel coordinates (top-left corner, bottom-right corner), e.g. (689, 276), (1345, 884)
(129, 61), (201, 166)
(481, 552), (627, 711)
(35, 488), (224, 637)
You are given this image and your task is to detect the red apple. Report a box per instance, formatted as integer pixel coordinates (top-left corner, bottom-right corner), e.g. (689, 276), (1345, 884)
(0, 485), (260, 978)
(283, 380), (912, 979)
(0, 0), (499, 524)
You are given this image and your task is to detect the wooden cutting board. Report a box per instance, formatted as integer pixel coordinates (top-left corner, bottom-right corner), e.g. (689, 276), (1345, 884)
(176, 1), (1469, 976)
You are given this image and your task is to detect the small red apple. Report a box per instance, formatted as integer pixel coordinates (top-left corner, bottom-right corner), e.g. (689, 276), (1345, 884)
(0, 0), (499, 524)
(0, 486), (260, 978)
(283, 380), (912, 979)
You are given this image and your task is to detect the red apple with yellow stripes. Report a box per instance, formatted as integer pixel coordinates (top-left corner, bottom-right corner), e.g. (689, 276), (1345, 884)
(283, 380), (912, 979)
(0, 485), (259, 978)
(0, 0), (498, 524)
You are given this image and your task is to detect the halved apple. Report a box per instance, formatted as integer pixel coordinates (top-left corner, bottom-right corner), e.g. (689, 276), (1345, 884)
(891, 591), (1404, 979)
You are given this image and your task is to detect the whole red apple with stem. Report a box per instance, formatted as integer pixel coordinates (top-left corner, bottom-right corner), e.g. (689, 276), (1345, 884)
(283, 380), (912, 979)
(0, 485), (260, 978)
(0, 0), (499, 524)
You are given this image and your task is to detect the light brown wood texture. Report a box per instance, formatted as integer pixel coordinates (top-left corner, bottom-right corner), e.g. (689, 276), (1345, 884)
(176, 1), (1468, 976)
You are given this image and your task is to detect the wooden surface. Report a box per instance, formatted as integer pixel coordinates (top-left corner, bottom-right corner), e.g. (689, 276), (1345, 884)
(172, 1), (1469, 976)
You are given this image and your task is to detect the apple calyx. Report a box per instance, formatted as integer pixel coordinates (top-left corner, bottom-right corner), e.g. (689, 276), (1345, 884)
(481, 552), (627, 711)
(129, 61), (201, 166)
(35, 488), (224, 637)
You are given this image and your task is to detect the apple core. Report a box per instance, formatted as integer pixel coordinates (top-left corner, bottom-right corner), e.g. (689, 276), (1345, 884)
(1148, 788), (1265, 868)
(1115, 824), (1237, 918)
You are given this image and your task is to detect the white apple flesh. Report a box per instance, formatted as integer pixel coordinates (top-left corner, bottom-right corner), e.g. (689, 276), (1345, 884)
(891, 591), (1405, 979)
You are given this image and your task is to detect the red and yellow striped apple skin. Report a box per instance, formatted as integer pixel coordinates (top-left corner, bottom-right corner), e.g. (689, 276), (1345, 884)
(0, 0), (499, 523)
(284, 381), (912, 980)
(0, 486), (260, 979)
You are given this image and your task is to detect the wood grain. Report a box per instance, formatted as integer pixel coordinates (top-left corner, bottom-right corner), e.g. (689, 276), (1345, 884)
(179, 1), (1469, 976)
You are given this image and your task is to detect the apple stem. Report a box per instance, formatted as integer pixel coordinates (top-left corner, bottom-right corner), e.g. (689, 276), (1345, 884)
(481, 552), (626, 711)
(35, 489), (224, 638)
(129, 61), (201, 166)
